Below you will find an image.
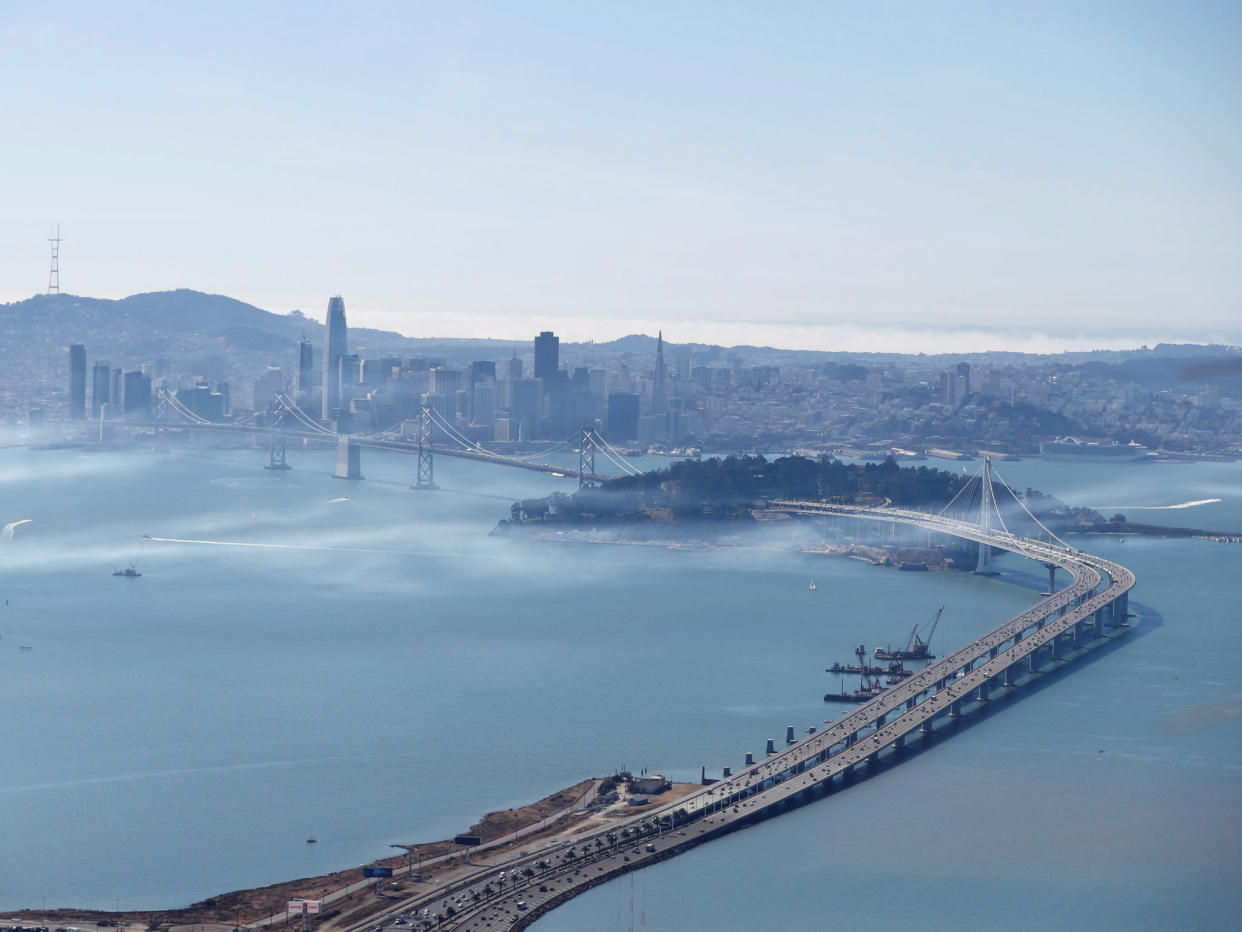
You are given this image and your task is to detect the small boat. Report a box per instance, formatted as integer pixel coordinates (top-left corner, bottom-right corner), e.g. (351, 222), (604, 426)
(808, 580), (817, 591)
(306, 838), (317, 844)
(112, 565), (141, 578)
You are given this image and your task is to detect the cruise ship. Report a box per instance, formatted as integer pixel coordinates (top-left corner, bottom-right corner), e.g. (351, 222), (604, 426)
(1039, 437), (1152, 461)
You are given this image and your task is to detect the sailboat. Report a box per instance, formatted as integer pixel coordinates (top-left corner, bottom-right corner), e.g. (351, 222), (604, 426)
(808, 580), (817, 591)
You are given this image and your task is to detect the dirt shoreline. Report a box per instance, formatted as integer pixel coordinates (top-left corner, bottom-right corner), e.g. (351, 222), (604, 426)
(0, 780), (598, 931)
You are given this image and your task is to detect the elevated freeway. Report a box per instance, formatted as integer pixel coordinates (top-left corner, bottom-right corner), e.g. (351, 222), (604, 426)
(341, 498), (1136, 931)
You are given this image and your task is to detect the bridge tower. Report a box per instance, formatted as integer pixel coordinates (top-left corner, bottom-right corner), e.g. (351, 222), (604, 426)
(412, 404), (437, 490)
(974, 456), (999, 575)
(264, 405), (291, 471)
(579, 428), (600, 490)
(149, 387), (169, 452)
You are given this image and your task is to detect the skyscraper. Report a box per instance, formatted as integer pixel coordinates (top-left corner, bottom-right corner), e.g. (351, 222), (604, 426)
(534, 331), (559, 382)
(91, 362), (110, 417)
(296, 338), (314, 395)
(321, 296), (348, 421)
(651, 331), (668, 414)
(606, 392), (640, 441)
(122, 370), (152, 415)
(69, 344), (86, 419)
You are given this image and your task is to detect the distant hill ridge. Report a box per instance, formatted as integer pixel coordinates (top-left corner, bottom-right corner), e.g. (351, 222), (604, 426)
(3, 288), (1238, 367)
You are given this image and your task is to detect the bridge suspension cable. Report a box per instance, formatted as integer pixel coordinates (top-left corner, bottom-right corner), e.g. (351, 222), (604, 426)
(273, 394), (337, 436)
(155, 387), (219, 425)
(581, 429), (643, 477)
(938, 457), (1069, 548)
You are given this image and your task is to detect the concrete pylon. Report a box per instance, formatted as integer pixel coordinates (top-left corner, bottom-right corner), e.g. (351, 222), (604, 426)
(334, 437), (362, 480)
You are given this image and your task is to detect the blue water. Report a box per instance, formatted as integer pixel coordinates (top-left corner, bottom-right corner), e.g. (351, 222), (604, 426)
(1, 447), (1239, 929)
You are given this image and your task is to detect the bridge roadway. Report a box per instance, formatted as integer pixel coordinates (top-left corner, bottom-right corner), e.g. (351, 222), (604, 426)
(147, 420), (609, 482)
(345, 503), (1136, 931)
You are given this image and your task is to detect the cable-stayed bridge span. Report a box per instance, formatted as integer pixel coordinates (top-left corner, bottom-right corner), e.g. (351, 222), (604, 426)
(319, 463), (1138, 931)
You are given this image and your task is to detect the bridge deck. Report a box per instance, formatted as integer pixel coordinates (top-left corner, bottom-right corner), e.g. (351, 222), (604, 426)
(340, 502), (1135, 931)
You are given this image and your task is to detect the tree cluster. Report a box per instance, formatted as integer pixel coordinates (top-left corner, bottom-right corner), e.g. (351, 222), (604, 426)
(503, 455), (968, 529)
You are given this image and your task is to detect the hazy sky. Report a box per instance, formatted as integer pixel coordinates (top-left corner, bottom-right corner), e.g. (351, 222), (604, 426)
(3, 1), (1239, 351)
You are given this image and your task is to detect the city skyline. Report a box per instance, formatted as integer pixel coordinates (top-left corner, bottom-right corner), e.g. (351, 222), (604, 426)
(3, 2), (1239, 354)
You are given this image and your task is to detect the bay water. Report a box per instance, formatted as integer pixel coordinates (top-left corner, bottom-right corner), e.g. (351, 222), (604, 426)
(1, 445), (1239, 929)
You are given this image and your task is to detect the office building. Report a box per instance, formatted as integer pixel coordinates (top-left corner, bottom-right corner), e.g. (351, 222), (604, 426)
(430, 366), (463, 402)
(606, 392), (640, 441)
(91, 362), (110, 418)
(472, 382), (498, 429)
(651, 331), (668, 413)
(510, 378), (540, 441)
(69, 344), (86, 419)
(253, 367), (284, 412)
(534, 331), (559, 382)
(122, 371), (152, 415)
(321, 295), (348, 420)
(296, 339), (314, 395)
(468, 360), (496, 387)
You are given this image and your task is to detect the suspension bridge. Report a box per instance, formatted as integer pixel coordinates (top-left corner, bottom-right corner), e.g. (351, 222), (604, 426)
(146, 388), (641, 488)
(322, 459), (1137, 931)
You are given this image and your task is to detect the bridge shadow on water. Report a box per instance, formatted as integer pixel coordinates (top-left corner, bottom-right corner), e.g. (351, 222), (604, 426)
(716, 562), (1163, 832)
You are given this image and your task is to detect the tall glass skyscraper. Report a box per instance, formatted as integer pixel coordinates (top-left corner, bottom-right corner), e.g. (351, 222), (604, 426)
(69, 344), (86, 419)
(321, 296), (348, 421)
(534, 330), (559, 382)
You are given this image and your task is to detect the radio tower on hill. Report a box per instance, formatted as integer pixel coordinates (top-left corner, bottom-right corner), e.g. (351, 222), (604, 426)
(47, 224), (61, 295)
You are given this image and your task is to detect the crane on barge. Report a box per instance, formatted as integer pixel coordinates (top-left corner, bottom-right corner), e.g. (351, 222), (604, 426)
(875, 606), (943, 661)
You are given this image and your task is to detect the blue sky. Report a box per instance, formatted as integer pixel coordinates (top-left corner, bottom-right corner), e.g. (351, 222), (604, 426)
(2, 1), (1239, 351)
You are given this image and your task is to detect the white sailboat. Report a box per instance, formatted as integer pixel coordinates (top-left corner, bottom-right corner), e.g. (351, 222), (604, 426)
(809, 580), (817, 591)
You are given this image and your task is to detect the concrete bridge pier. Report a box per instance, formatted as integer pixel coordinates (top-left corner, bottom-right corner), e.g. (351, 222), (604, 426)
(333, 438), (362, 480)
(744, 752), (754, 766)
(1003, 663), (1016, 687)
(786, 725), (796, 745)
(894, 733), (906, 751)
(1049, 635), (1061, 661)
(1044, 562), (1057, 594)
(948, 699), (962, 718)
(765, 738), (776, 755)
(976, 681), (990, 702)
(1072, 621), (1083, 647)
(875, 713), (887, 728)
(906, 698), (917, 712)
(1096, 607), (1109, 634)
(1028, 648), (1041, 673)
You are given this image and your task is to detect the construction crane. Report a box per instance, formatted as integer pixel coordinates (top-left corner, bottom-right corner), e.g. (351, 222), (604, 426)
(874, 606), (944, 661)
(874, 619), (918, 660)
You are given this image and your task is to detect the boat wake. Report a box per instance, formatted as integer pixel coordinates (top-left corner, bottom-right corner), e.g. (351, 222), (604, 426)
(2, 518), (33, 539)
(1090, 498), (1222, 511)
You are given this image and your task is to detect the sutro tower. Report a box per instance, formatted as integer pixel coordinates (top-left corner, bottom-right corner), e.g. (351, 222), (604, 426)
(47, 224), (62, 295)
